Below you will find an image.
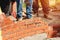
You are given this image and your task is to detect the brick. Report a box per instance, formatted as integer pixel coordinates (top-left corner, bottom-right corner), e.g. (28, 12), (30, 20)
(3, 27), (47, 40)
(2, 23), (20, 36)
(2, 25), (13, 36)
(1, 18), (13, 29)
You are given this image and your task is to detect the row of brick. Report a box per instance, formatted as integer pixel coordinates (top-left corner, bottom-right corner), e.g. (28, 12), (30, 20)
(2, 18), (47, 35)
(2, 22), (47, 36)
(2, 26), (47, 40)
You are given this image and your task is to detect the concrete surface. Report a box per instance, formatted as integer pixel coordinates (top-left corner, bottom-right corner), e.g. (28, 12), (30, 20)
(20, 33), (60, 40)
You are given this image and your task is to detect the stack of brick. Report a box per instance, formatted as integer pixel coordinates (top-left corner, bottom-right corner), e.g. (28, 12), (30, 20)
(0, 17), (49, 40)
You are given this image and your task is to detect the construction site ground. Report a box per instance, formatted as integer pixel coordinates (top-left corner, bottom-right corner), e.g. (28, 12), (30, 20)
(0, 5), (60, 40)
